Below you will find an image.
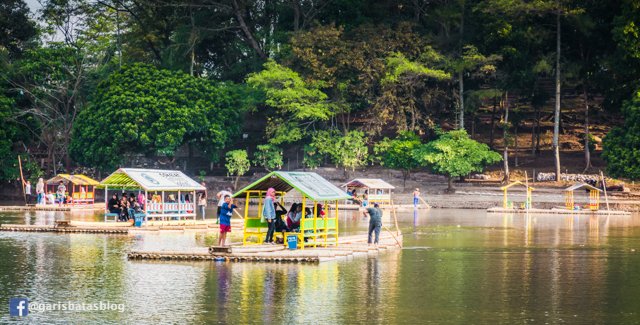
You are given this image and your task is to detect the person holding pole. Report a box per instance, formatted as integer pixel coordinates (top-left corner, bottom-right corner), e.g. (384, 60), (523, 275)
(364, 203), (383, 246)
(413, 188), (420, 207)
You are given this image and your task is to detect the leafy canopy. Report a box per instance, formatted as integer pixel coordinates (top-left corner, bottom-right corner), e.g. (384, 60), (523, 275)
(374, 131), (422, 173)
(71, 63), (247, 170)
(602, 90), (640, 179)
(310, 130), (369, 171)
(413, 129), (502, 178)
(253, 144), (283, 171)
(226, 149), (250, 177)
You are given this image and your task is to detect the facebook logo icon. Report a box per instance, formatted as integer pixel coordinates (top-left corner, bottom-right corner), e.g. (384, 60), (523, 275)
(9, 298), (29, 317)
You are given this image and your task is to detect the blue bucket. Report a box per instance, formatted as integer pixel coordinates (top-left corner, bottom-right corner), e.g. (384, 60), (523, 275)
(287, 235), (298, 250)
(134, 214), (144, 227)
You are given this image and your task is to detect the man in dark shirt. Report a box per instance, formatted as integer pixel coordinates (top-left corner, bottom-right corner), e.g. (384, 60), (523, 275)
(365, 203), (383, 246)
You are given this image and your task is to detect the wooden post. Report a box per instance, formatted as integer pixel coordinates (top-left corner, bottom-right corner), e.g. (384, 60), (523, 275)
(18, 156), (26, 205)
(600, 171), (610, 211)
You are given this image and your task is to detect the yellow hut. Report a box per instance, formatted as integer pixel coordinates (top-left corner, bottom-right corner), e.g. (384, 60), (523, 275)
(500, 181), (534, 209)
(233, 171), (351, 249)
(46, 174), (100, 205)
(564, 183), (602, 211)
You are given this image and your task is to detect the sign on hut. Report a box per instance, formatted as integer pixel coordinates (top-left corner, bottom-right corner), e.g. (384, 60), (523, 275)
(45, 174), (100, 205)
(564, 183), (602, 211)
(100, 168), (206, 222)
(233, 171), (351, 249)
(342, 178), (395, 206)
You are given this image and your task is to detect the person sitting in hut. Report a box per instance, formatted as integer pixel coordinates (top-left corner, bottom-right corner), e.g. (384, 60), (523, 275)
(274, 202), (289, 241)
(127, 194), (136, 219)
(167, 194), (176, 203)
(286, 203), (302, 230)
(56, 181), (66, 206)
(108, 194), (120, 214)
(119, 194), (130, 221)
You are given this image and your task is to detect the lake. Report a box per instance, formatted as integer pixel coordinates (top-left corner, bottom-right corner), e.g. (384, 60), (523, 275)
(1, 209), (639, 323)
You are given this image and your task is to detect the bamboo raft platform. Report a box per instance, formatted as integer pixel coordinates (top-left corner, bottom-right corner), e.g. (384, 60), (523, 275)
(487, 207), (632, 216)
(0, 204), (102, 212)
(0, 219), (244, 234)
(127, 232), (403, 264)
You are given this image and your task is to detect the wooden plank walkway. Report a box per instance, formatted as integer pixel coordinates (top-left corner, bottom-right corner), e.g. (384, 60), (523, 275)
(127, 232), (403, 264)
(487, 207), (632, 215)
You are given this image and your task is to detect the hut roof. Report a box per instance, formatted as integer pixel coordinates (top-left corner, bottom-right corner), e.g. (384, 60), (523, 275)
(564, 183), (603, 192)
(233, 171), (350, 201)
(500, 180), (534, 191)
(100, 168), (205, 191)
(342, 178), (396, 189)
(46, 174), (100, 186)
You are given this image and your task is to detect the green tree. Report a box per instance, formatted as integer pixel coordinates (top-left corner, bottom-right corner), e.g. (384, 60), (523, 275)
(374, 131), (422, 188)
(225, 149), (250, 190)
(602, 91), (640, 180)
(310, 129), (369, 177)
(413, 129), (502, 192)
(71, 63), (247, 171)
(253, 144), (283, 171)
(247, 60), (331, 145)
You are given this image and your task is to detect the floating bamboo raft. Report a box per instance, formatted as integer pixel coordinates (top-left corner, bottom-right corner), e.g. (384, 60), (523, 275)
(0, 204), (102, 212)
(127, 233), (403, 264)
(487, 207), (632, 215)
(0, 219), (244, 234)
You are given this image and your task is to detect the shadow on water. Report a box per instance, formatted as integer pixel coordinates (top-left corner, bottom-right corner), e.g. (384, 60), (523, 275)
(1, 208), (639, 323)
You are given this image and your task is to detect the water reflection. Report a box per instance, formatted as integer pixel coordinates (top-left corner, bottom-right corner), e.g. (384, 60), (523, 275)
(0, 209), (639, 323)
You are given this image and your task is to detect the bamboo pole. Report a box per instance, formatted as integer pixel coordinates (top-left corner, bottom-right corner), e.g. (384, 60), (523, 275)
(382, 224), (402, 248)
(600, 171), (610, 211)
(390, 200), (400, 236)
(18, 156), (26, 205)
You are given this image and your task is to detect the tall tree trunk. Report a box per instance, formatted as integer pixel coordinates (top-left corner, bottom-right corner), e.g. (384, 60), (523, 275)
(514, 124), (519, 167)
(531, 104), (538, 156)
(489, 96), (497, 149)
(459, 71), (464, 130)
(232, 0), (267, 59)
(447, 175), (454, 193)
(583, 87), (591, 172)
(553, 8), (562, 182)
(503, 92), (510, 183)
(292, 0), (300, 31)
(535, 106), (542, 155)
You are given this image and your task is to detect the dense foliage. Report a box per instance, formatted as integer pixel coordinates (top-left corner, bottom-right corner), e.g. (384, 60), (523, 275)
(603, 92), (640, 179)
(70, 64), (247, 171)
(1, 0), (640, 184)
(413, 130), (502, 191)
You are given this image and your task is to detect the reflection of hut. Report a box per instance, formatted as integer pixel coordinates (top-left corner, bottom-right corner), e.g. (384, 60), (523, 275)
(342, 178), (395, 206)
(234, 171), (351, 248)
(46, 174), (100, 205)
(500, 181), (534, 209)
(100, 168), (206, 221)
(564, 183), (602, 210)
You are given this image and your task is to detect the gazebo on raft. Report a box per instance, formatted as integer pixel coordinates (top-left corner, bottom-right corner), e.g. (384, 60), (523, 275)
(233, 171), (351, 249)
(342, 178), (395, 206)
(501, 181), (534, 209)
(564, 183), (603, 211)
(100, 168), (206, 222)
(45, 174), (100, 205)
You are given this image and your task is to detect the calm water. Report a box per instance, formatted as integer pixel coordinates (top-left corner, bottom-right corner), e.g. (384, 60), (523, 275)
(1, 209), (640, 324)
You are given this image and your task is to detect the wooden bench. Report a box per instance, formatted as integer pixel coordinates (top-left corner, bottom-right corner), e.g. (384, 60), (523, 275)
(104, 212), (119, 222)
(242, 218), (286, 245)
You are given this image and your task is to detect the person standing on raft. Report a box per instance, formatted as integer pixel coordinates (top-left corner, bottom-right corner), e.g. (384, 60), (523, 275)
(218, 195), (237, 246)
(413, 188), (421, 207)
(365, 203), (383, 246)
(262, 188), (277, 244)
